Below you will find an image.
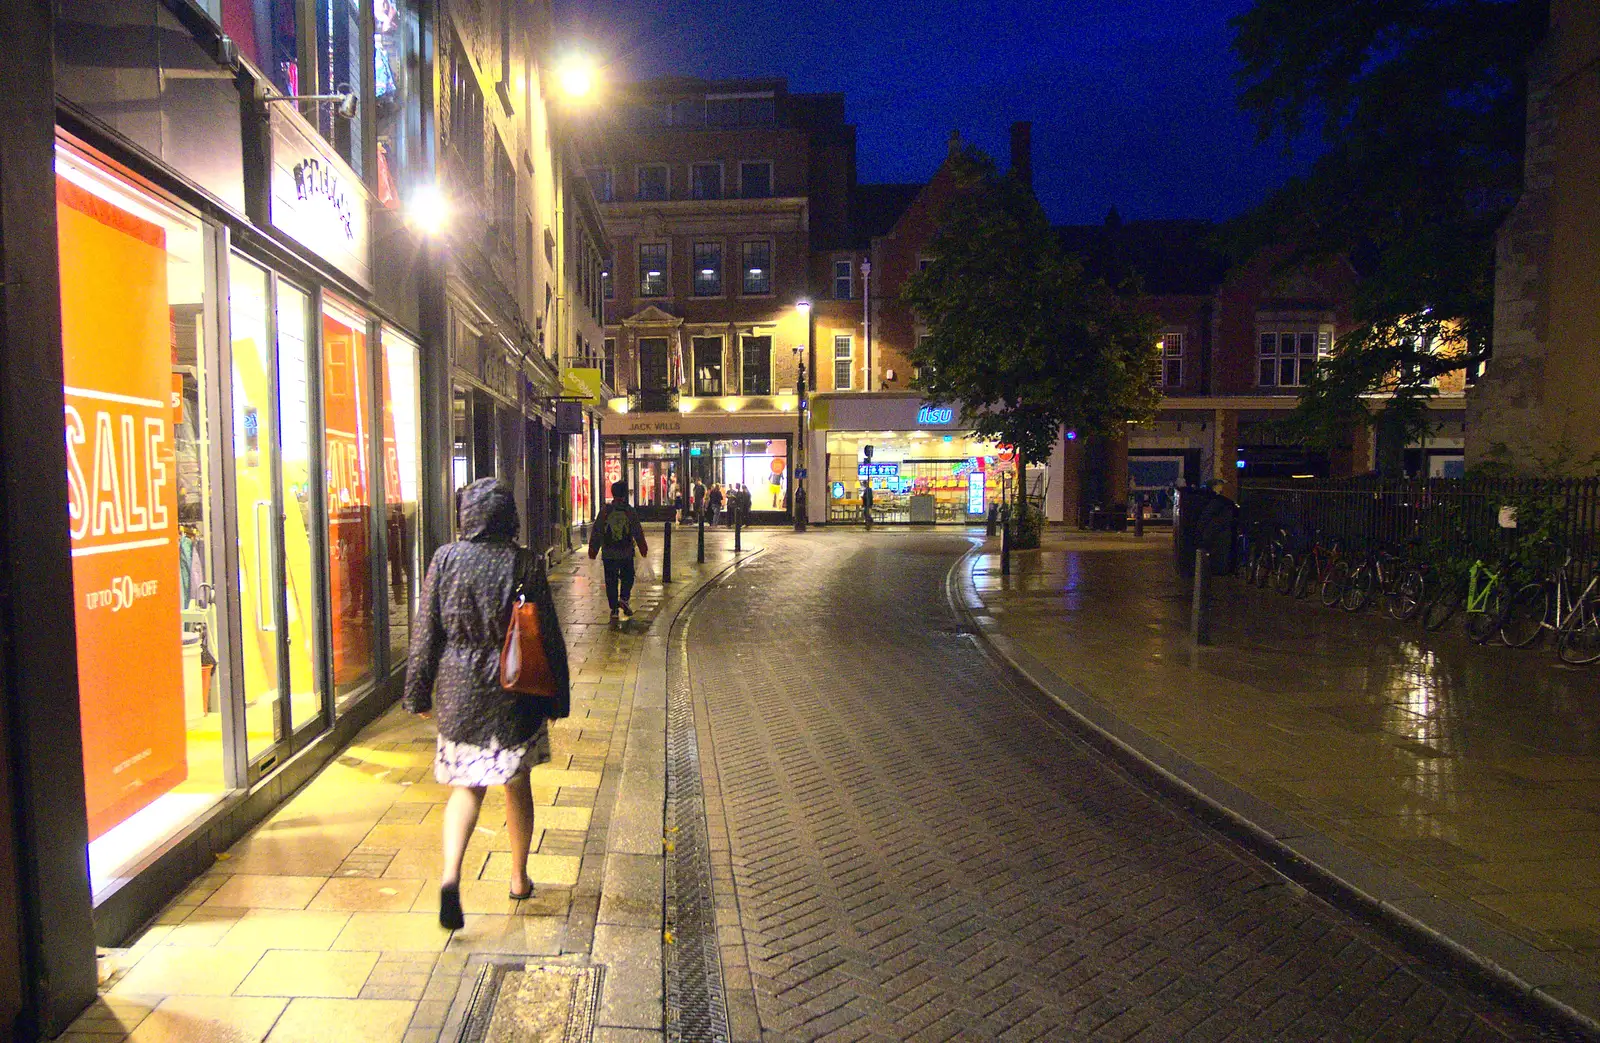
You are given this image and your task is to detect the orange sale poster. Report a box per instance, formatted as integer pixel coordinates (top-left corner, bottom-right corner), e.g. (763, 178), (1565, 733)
(57, 176), (188, 841)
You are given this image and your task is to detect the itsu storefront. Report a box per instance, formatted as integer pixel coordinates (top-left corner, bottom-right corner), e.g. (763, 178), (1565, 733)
(806, 392), (1066, 525)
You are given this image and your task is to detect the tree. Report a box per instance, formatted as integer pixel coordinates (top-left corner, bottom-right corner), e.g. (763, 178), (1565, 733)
(902, 147), (1161, 546)
(1229, 0), (1548, 465)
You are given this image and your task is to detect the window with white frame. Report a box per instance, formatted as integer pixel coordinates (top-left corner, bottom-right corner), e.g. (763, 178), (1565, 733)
(833, 335), (853, 390)
(637, 164), (668, 201)
(1154, 332), (1184, 388)
(1258, 329), (1331, 387)
(690, 163), (722, 200)
(639, 243), (668, 297)
(833, 259), (852, 299)
(692, 242), (723, 297)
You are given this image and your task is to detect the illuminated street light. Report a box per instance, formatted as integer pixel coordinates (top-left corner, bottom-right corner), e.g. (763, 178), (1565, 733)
(556, 54), (598, 101)
(406, 184), (450, 236)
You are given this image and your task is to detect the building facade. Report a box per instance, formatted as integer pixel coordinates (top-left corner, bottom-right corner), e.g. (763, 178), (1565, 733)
(0, 0), (602, 1033)
(1470, 0), (1600, 470)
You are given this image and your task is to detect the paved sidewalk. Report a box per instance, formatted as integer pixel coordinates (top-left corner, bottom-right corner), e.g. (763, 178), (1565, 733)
(959, 530), (1600, 1029)
(63, 526), (762, 1043)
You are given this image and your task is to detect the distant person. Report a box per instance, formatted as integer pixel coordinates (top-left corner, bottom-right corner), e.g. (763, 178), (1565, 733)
(405, 478), (570, 931)
(861, 483), (874, 529)
(707, 483), (724, 526)
(768, 470), (783, 509)
(588, 479), (649, 623)
(692, 479), (706, 522)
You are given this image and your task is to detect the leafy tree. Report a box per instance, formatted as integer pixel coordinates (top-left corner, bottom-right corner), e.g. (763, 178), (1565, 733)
(1230, 0), (1548, 465)
(903, 147), (1161, 546)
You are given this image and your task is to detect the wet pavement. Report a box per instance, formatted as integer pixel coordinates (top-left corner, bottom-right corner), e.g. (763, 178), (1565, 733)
(681, 530), (1569, 1041)
(963, 530), (1600, 1027)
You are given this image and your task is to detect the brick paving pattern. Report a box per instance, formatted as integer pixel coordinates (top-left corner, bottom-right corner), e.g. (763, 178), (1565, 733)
(685, 532), (1563, 1042)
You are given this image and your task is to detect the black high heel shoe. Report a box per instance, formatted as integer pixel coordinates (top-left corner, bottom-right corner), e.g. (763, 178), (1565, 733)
(439, 884), (464, 930)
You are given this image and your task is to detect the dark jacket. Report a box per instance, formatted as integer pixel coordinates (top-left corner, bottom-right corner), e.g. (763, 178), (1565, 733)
(403, 478), (570, 747)
(588, 500), (648, 561)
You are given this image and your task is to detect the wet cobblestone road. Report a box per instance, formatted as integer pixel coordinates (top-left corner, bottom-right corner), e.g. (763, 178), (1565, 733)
(680, 532), (1569, 1043)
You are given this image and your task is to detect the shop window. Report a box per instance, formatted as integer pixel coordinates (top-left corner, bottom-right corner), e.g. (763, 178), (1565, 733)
(741, 336), (772, 395)
(692, 337), (724, 396)
(637, 164), (668, 201)
(739, 161), (772, 199)
(639, 243), (668, 297)
(56, 145), (227, 892)
(691, 163), (722, 200)
(693, 242), (722, 297)
(373, 0), (420, 207)
(833, 335), (854, 390)
(452, 387), (472, 494)
(833, 259), (852, 300)
(381, 328), (421, 668)
(314, 0), (364, 176)
(220, 0), (301, 96)
(742, 241), (771, 295)
(322, 296), (374, 707)
(274, 281), (322, 733)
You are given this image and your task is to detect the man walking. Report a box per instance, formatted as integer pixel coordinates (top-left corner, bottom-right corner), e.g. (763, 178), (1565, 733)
(692, 479), (706, 523)
(861, 482), (874, 530)
(588, 479), (649, 622)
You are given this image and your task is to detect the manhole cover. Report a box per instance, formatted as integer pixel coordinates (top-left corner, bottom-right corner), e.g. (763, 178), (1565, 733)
(452, 961), (603, 1043)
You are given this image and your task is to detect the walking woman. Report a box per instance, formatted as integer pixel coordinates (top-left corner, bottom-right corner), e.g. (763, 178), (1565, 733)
(404, 478), (570, 930)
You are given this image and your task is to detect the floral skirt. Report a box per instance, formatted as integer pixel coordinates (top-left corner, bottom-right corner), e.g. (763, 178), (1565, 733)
(434, 725), (550, 786)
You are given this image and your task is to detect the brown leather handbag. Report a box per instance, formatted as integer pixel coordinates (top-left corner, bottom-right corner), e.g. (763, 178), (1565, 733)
(500, 551), (559, 698)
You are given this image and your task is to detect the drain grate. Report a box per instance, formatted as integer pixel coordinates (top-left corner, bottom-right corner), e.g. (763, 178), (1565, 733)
(452, 961), (603, 1043)
(664, 601), (732, 1043)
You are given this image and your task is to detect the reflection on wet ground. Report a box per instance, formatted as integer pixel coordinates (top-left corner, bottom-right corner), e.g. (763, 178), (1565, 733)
(972, 532), (1600, 977)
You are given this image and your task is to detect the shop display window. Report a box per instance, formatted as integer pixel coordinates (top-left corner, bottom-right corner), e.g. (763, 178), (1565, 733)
(322, 296), (374, 706)
(56, 145), (228, 892)
(276, 283), (323, 732)
(381, 328), (422, 665)
(824, 432), (1013, 524)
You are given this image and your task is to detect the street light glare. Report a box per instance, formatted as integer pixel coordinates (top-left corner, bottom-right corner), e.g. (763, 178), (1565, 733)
(558, 55), (597, 100)
(407, 184), (450, 236)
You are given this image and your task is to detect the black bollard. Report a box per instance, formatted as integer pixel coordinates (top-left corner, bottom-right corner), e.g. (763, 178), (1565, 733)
(1134, 502), (1145, 539)
(697, 513), (705, 564)
(735, 512), (742, 554)
(987, 503), (997, 538)
(1191, 548), (1212, 646)
(1001, 516), (1012, 576)
(662, 519), (673, 584)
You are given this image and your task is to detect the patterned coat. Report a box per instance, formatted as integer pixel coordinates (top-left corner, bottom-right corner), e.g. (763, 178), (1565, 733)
(403, 478), (570, 747)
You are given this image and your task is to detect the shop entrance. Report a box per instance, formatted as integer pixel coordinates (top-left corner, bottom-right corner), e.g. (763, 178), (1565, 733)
(824, 431), (1013, 524)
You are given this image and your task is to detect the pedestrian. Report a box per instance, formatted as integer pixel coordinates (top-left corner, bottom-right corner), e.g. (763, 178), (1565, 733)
(693, 479), (706, 522)
(404, 478), (570, 931)
(707, 482), (724, 526)
(589, 479), (649, 623)
(861, 482), (874, 529)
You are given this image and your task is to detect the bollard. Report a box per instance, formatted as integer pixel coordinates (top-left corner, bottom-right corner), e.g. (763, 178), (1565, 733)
(1134, 504), (1145, 539)
(1001, 517), (1012, 576)
(697, 514), (706, 564)
(734, 512), (742, 553)
(1191, 548), (1212, 646)
(986, 504), (997, 538)
(662, 519), (673, 584)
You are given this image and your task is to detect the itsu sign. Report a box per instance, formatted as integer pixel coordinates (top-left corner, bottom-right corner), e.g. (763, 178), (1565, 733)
(268, 106), (371, 288)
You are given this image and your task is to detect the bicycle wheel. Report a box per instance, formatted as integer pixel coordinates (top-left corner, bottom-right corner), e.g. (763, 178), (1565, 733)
(1423, 585), (1462, 631)
(1501, 582), (1549, 649)
(1292, 557), (1315, 599)
(1342, 563), (1374, 612)
(1255, 548), (1276, 589)
(1321, 561), (1350, 607)
(1557, 600), (1600, 665)
(1273, 553), (1297, 595)
(1464, 585), (1509, 644)
(1388, 567), (1427, 622)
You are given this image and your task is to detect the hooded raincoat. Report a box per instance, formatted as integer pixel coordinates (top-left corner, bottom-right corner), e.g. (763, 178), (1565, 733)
(403, 479), (570, 760)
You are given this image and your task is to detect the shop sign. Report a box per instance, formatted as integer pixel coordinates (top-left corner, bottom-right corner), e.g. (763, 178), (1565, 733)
(562, 367), (606, 406)
(479, 342), (517, 401)
(57, 176), (188, 840)
(917, 405), (955, 425)
(268, 107), (371, 288)
(831, 481), (846, 500)
(858, 462), (899, 478)
(967, 471), (987, 516)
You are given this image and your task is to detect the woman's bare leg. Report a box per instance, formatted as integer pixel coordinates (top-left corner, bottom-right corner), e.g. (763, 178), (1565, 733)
(441, 785), (487, 887)
(504, 772), (535, 896)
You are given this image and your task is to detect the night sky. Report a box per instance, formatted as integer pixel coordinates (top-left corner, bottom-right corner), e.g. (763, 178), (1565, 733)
(554, 0), (1319, 226)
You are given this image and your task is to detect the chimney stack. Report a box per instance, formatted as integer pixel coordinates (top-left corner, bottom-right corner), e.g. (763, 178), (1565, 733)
(1010, 120), (1032, 188)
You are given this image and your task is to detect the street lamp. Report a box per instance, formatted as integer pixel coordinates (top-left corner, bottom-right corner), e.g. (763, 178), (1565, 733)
(405, 184), (451, 237)
(554, 53), (599, 103)
(794, 299), (813, 532)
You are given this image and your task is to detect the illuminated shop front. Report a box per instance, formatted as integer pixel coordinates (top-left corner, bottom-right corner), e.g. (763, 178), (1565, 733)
(53, 123), (424, 933)
(600, 404), (799, 522)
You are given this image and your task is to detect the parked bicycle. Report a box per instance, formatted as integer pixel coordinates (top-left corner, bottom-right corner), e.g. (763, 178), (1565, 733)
(1501, 554), (1600, 653)
(1290, 535), (1347, 605)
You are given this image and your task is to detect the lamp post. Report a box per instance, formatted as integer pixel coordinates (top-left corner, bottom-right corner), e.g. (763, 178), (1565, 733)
(793, 300), (812, 532)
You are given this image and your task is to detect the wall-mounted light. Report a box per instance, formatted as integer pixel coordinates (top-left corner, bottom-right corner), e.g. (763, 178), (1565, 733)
(556, 53), (598, 101)
(264, 85), (358, 120)
(406, 184), (450, 236)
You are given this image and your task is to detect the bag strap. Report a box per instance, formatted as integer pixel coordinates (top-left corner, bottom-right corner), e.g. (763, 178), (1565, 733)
(513, 546), (542, 603)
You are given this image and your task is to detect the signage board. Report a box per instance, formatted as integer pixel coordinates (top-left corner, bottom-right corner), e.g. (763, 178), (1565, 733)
(555, 401), (585, 436)
(831, 482), (846, 499)
(858, 462), (899, 478)
(562, 367), (606, 406)
(967, 471), (987, 516)
(57, 175), (188, 840)
(917, 405), (954, 425)
(268, 106), (372, 288)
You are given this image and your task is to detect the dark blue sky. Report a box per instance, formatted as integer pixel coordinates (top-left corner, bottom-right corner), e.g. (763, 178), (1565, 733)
(555, 0), (1317, 226)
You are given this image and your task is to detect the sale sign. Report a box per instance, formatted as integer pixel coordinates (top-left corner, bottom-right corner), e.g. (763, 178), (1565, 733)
(57, 175), (188, 840)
